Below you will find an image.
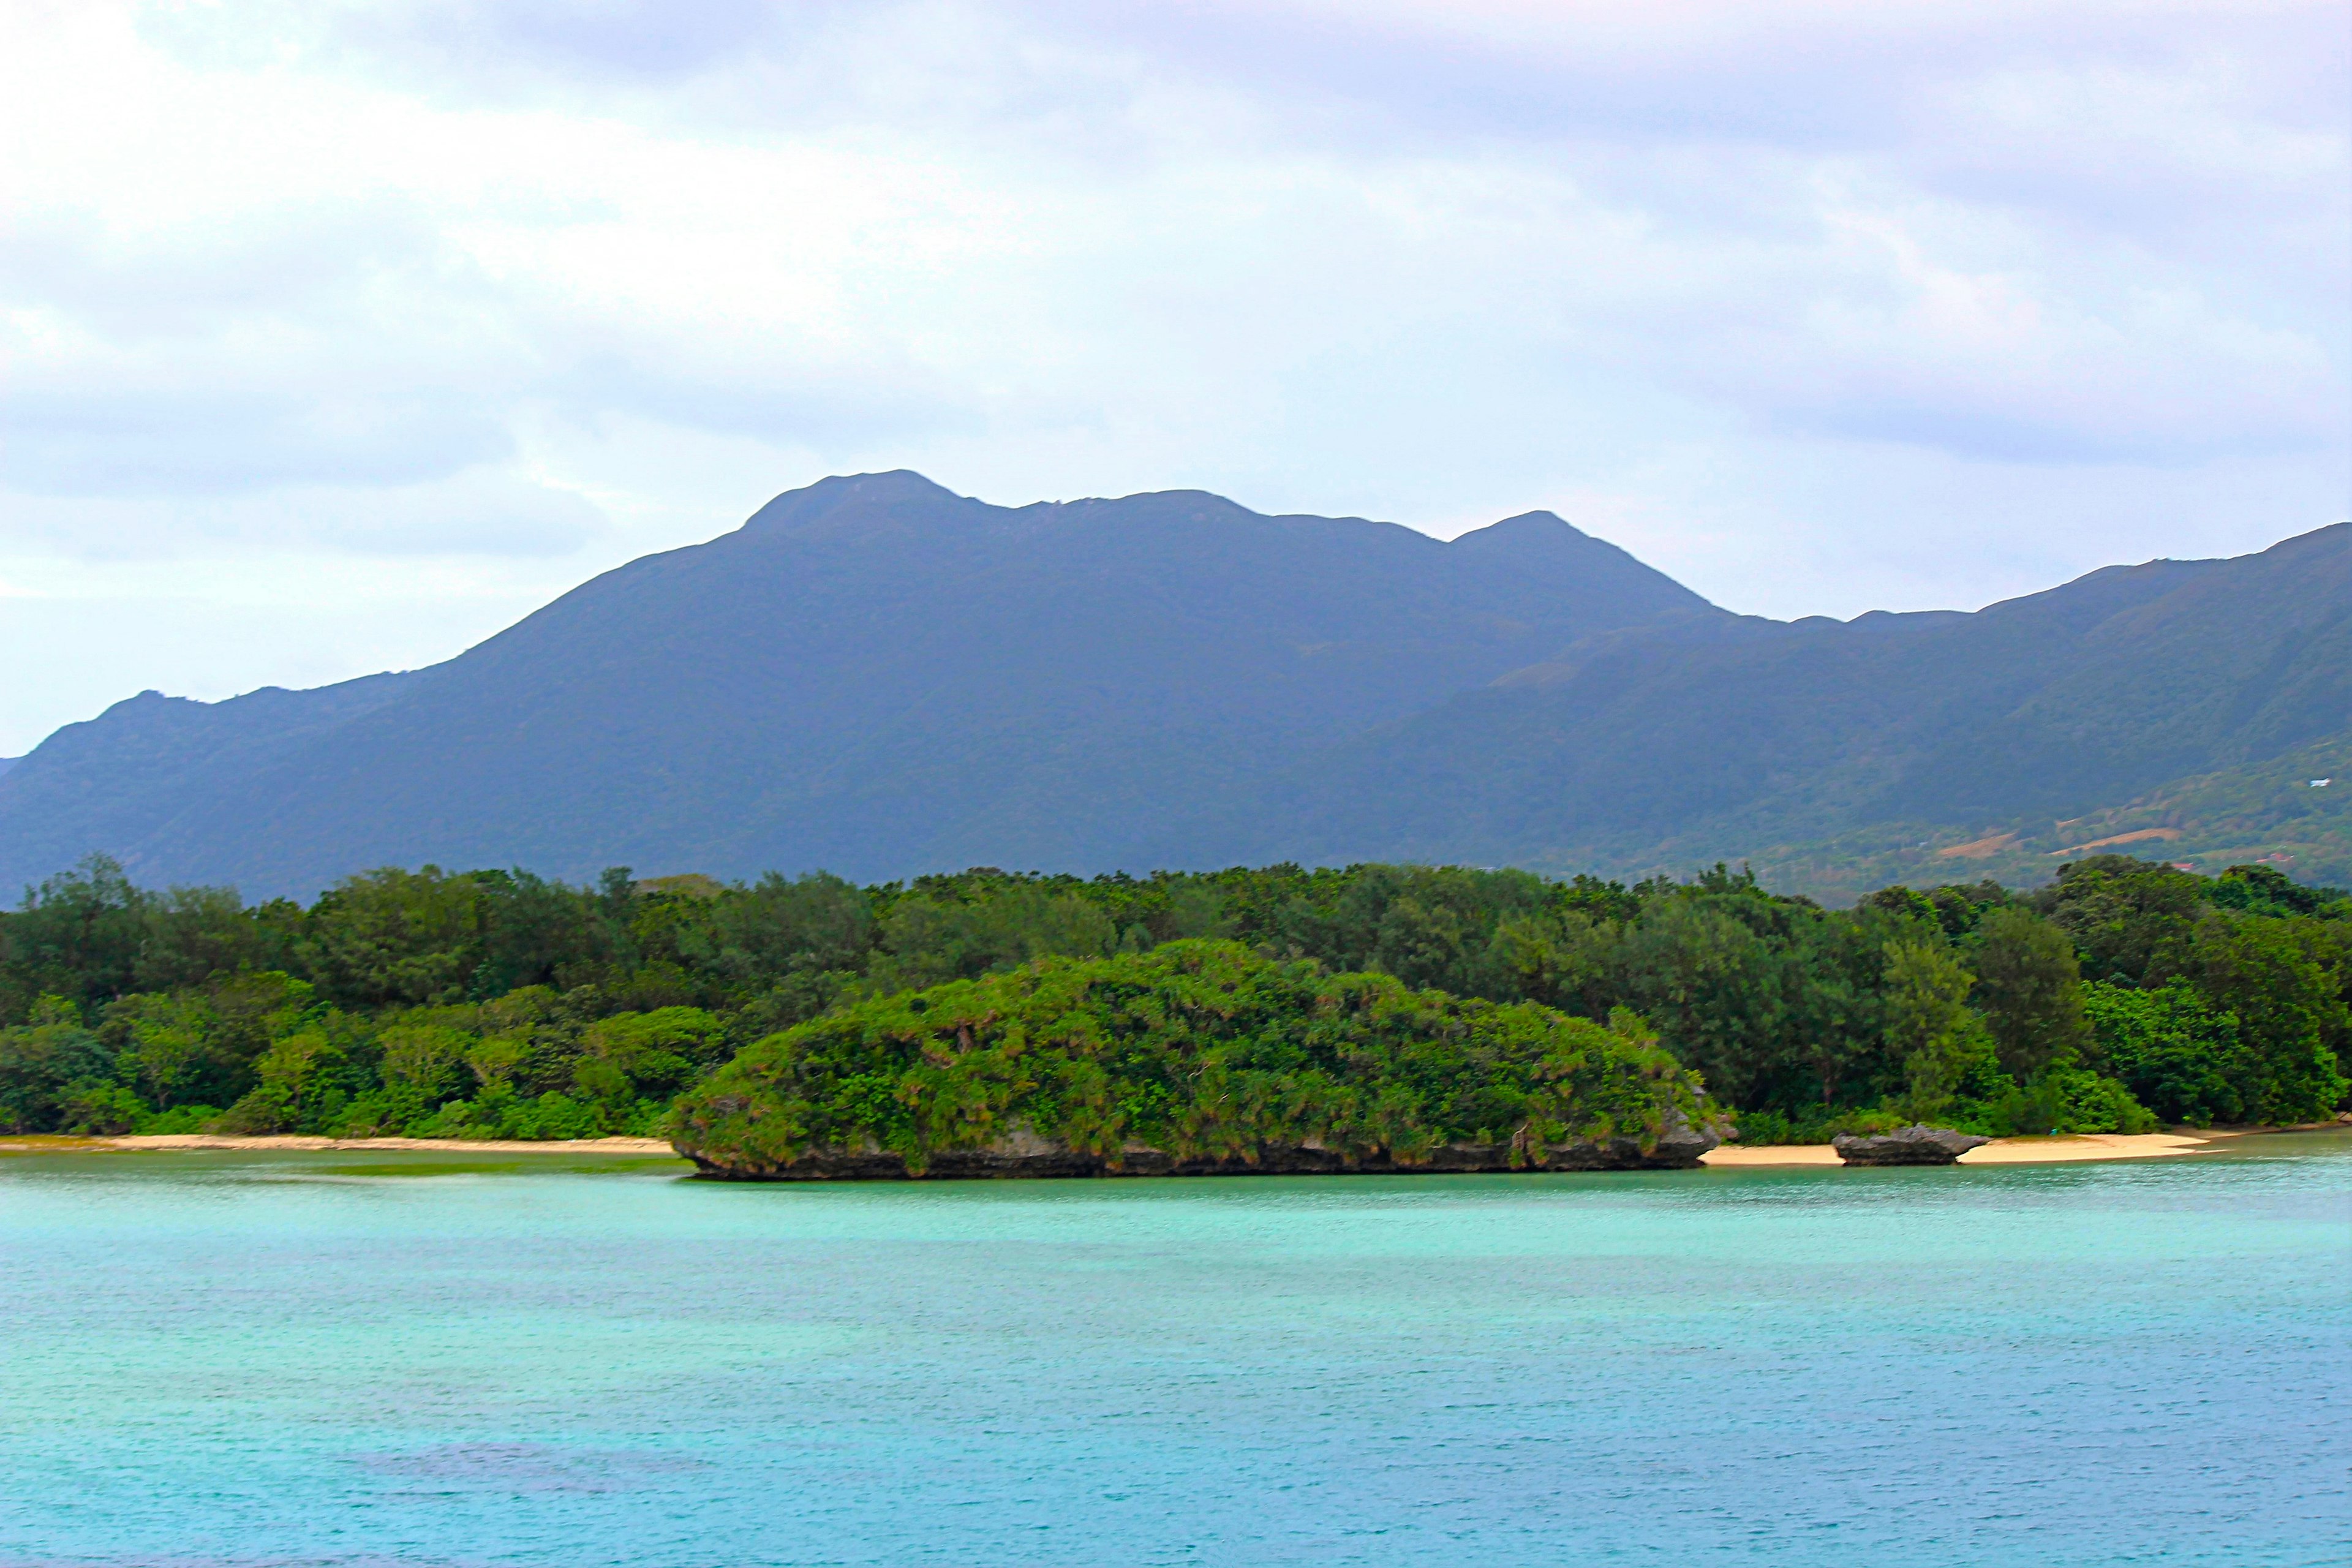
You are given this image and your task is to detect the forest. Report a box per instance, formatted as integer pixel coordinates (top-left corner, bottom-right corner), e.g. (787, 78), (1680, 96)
(1, 852), (2345, 1147)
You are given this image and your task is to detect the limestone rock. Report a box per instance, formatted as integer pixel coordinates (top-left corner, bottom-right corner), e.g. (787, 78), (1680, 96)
(677, 1115), (1721, 1181)
(1831, 1125), (1992, 1166)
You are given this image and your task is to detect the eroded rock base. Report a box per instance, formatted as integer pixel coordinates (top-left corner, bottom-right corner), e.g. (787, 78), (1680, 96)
(682, 1128), (1718, 1181)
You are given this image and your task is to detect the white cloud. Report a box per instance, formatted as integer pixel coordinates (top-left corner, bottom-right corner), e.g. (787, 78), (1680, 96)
(0, 0), (2341, 753)
(1, 468), (606, 560)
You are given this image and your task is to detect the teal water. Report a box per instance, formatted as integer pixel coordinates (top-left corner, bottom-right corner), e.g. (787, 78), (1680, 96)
(2, 1140), (2347, 1567)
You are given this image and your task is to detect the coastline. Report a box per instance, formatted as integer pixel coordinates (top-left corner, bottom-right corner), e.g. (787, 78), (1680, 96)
(0, 1134), (680, 1156)
(1700, 1131), (2220, 1166)
(1, 1129), (2320, 1165)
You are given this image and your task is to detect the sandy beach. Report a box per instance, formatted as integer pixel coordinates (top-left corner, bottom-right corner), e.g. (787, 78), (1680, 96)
(1702, 1132), (2219, 1166)
(0, 1130), (2267, 1165)
(0, 1134), (680, 1156)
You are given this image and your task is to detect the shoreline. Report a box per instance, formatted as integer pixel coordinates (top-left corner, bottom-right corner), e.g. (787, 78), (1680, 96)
(0, 1134), (680, 1156)
(1700, 1131), (2221, 1166)
(1, 1129), (2329, 1166)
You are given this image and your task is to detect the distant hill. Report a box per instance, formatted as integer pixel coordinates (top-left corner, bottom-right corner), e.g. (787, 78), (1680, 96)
(0, 473), (2340, 900)
(1241, 520), (2350, 897)
(0, 473), (1716, 897)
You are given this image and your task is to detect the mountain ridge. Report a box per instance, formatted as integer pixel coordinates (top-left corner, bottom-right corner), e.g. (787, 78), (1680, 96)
(1, 475), (2341, 900)
(0, 473), (1720, 896)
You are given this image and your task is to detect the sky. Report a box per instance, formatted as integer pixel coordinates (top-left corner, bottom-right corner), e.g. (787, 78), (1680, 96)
(1, 0), (2345, 756)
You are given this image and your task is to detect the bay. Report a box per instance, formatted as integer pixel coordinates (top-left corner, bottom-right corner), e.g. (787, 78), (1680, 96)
(2, 1137), (2347, 1567)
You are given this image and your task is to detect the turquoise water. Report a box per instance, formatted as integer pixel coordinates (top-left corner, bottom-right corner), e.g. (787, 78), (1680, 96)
(2, 1141), (2347, 1567)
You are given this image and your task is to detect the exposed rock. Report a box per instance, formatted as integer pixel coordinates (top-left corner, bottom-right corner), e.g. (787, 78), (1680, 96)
(677, 1117), (1720, 1181)
(1831, 1125), (1992, 1166)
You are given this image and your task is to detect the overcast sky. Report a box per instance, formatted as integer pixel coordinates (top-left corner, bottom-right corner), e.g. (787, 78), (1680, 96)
(1, 0), (2345, 755)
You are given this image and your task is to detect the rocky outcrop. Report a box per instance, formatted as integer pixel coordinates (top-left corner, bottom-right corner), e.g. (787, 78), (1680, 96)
(677, 1118), (1719, 1181)
(1831, 1125), (1991, 1166)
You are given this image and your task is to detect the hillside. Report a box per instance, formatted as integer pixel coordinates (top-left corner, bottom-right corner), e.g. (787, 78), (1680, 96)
(0, 473), (1714, 897)
(1242, 521), (2350, 895)
(0, 474), (2340, 900)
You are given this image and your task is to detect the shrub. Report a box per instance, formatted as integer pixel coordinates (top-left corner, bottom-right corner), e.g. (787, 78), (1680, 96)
(57, 1080), (145, 1136)
(135, 1102), (222, 1134)
(1970, 1067), (2157, 1136)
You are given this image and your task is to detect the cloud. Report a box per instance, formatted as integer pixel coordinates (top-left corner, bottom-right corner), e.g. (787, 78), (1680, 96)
(1652, 193), (2342, 464)
(0, 0), (2340, 751)
(0, 469), (607, 562)
(0, 383), (516, 497)
(81, 0), (2336, 470)
(345, 0), (788, 81)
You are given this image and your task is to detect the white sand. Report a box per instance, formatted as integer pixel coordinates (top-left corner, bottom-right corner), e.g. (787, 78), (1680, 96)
(0, 1134), (679, 1155)
(1702, 1132), (2216, 1167)
(0, 1131), (2256, 1166)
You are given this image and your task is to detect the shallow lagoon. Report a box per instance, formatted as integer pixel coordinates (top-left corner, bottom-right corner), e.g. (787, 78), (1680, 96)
(2, 1137), (2347, 1567)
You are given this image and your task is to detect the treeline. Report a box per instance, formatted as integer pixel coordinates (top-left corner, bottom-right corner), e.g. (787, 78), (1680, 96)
(1, 854), (2345, 1142)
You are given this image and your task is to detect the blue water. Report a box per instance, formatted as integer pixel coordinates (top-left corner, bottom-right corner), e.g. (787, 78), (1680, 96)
(2, 1140), (2347, 1567)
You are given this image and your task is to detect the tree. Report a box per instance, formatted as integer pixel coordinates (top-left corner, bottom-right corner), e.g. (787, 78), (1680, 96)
(1615, 895), (1795, 1110)
(377, 1024), (472, 1109)
(298, 867), (484, 1008)
(0, 997), (113, 1133)
(1, 856), (149, 1022)
(2082, 981), (2249, 1125)
(690, 871), (873, 982)
(102, 992), (220, 1112)
(2035, 856), (2203, 986)
(870, 887), (1116, 992)
(579, 1006), (726, 1099)
(1490, 910), (1621, 1020)
(134, 884), (276, 993)
(1971, 907), (2089, 1080)
(470, 869), (600, 997)
(1880, 939), (1996, 1121)
(2184, 913), (2348, 1123)
(217, 1027), (351, 1135)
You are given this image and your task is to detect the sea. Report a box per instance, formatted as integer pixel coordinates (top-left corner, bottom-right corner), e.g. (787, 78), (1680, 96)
(2, 1136), (2346, 1567)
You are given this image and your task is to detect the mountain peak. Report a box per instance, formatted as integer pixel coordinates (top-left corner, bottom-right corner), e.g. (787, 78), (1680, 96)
(1478, 508), (1584, 534)
(1447, 510), (1597, 554)
(739, 470), (970, 535)
(1442, 509), (1717, 613)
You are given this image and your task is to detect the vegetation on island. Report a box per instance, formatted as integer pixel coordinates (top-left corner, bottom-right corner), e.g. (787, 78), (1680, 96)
(0, 852), (2344, 1152)
(670, 941), (1709, 1174)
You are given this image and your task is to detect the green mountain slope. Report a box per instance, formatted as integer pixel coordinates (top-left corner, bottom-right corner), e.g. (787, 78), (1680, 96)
(1738, 739), (2351, 902)
(1253, 522), (2348, 897)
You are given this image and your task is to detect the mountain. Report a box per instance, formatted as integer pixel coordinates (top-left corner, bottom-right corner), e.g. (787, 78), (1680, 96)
(1245, 519), (2351, 894)
(1, 472), (2340, 901)
(0, 473), (1714, 897)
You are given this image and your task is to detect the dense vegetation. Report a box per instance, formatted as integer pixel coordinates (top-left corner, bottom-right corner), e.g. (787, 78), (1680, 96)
(672, 941), (1710, 1174)
(1, 853), (2344, 1145)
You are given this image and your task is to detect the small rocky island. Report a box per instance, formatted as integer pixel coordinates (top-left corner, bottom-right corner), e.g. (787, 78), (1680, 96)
(669, 941), (1726, 1182)
(1832, 1125), (1992, 1166)
(676, 1120), (1720, 1180)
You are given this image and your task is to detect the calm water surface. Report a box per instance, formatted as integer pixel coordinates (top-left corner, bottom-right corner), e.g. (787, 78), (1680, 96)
(2, 1137), (2347, 1567)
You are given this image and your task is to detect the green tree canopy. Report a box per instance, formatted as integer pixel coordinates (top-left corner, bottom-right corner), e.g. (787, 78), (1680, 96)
(671, 940), (1718, 1177)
